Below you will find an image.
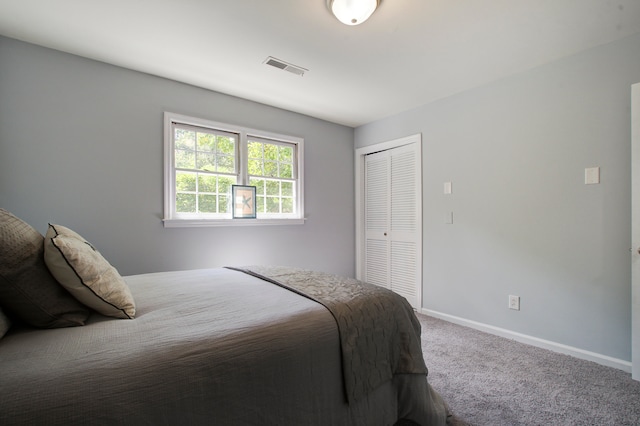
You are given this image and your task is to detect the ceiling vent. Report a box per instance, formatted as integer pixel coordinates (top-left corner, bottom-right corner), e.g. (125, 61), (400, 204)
(264, 56), (308, 77)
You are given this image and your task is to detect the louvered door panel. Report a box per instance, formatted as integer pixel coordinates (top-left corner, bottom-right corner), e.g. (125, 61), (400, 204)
(389, 145), (419, 307)
(363, 140), (421, 310)
(366, 239), (388, 289)
(365, 153), (388, 233)
(391, 149), (417, 233)
(390, 241), (417, 302)
(364, 151), (389, 288)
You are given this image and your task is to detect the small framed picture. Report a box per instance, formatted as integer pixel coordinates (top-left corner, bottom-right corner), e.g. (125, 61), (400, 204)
(232, 185), (257, 219)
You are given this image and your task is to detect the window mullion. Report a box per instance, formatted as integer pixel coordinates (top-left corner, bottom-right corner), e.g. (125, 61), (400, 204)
(238, 131), (248, 185)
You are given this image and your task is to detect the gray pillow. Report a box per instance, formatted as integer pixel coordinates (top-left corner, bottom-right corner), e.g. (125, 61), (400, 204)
(0, 307), (10, 339)
(0, 209), (90, 328)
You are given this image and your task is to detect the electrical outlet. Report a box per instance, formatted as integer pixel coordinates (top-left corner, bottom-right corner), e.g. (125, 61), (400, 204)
(509, 295), (520, 310)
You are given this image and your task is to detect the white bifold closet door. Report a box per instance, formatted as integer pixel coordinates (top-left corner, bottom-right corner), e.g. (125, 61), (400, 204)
(364, 142), (421, 309)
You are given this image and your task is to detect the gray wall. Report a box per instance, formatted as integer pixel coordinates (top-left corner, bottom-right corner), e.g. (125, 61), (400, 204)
(0, 36), (355, 277)
(355, 33), (640, 362)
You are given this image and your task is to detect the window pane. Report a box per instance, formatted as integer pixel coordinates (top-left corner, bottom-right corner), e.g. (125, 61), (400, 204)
(256, 196), (265, 213)
(282, 198), (293, 213)
(197, 132), (216, 152)
(266, 180), (279, 196)
(175, 129), (195, 150)
(279, 146), (293, 162)
(266, 197), (279, 213)
(175, 149), (196, 169)
(219, 195), (230, 213)
(280, 164), (292, 179)
(248, 159), (262, 175)
(217, 136), (235, 154)
(248, 141), (262, 159)
(264, 144), (278, 161)
(176, 171), (196, 191)
(264, 161), (278, 177)
(250, 178), (265, 193)
(281, 181), (293, 197)
(217, 155), (235, 173)
(219, 176), (236, 194)
(198, 174), (216, 192)
(198, 194), (217, 213)
(176, 193), (196, 212)
(197, 152), (216, 171)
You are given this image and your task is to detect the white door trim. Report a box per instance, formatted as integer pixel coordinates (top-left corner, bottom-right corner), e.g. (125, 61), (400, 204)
(355, 134), (422, 306)
(632, 82), (640, 381)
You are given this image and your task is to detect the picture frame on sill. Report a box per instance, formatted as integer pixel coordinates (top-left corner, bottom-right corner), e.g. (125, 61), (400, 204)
(232, 185), (257, 219)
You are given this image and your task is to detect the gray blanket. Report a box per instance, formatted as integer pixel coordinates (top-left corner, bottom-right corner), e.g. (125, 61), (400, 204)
(229, 265), (428, 403)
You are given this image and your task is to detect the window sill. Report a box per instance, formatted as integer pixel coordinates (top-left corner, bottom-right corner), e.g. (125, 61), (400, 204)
(162, 218), (306, 228)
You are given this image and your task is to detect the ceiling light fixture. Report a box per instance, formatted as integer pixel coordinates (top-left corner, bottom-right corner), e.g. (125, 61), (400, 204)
(326, 0), (380, 26)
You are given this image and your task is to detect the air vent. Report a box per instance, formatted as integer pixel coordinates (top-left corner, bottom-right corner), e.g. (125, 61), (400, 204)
(264, 56), (308, 77)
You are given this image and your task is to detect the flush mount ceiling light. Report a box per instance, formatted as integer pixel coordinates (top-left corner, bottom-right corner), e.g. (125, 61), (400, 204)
(326, 0), (380, 26)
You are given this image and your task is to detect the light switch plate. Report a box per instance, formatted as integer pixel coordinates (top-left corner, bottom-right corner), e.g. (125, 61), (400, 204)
(509, 295), (520, 310)
(585, 167), (600, 184)
(444, 181), (452, 195)
(445, 211), (453, 224)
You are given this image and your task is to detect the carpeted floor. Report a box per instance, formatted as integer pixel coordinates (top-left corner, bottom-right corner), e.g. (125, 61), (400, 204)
(417, 314), (640, 426)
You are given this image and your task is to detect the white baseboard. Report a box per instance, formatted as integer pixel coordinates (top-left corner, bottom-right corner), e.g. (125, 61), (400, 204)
(421, 308), (632, 374)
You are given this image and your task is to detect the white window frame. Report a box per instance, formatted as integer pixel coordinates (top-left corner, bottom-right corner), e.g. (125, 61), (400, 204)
(163, 112), (305, 227)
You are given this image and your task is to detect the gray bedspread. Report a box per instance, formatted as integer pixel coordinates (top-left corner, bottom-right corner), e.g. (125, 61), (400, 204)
(0, 267), (448, 425)
(229, 265), (428, 403)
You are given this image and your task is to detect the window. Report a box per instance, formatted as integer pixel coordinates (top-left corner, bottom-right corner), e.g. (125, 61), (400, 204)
(163, 112), (304, 227)
(248, 137), (297, 216)
(173, 124), (237, 216)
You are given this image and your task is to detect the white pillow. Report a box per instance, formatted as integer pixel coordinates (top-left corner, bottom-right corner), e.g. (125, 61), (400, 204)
(44, 224), (135, 319)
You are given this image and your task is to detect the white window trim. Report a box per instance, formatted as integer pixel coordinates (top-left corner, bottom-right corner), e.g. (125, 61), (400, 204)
(163, 112), (305, 227)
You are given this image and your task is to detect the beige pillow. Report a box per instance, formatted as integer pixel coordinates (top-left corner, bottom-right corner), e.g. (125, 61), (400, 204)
(44, 224), (135, 319)
(0, 209), (89, 328)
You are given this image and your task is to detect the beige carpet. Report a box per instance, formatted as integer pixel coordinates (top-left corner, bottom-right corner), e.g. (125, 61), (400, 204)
(418, 314), (640, 426)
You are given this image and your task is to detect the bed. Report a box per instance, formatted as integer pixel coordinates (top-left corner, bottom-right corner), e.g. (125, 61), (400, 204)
(0, 209), (449, 425)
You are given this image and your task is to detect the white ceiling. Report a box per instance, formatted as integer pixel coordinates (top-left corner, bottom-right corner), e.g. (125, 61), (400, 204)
(1, 0), (639, 127)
